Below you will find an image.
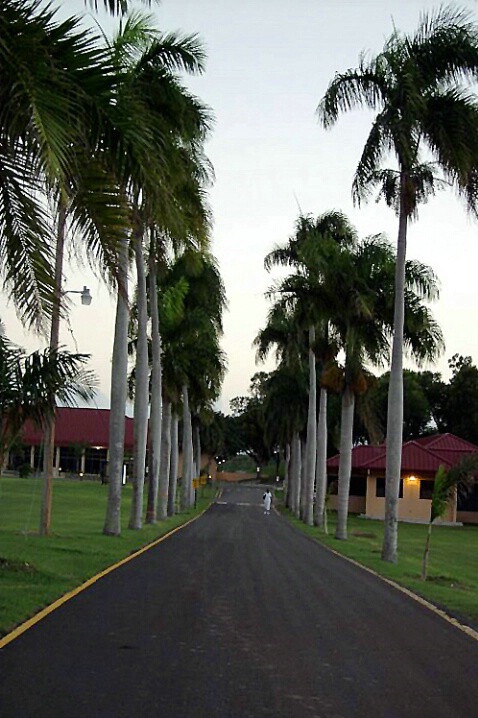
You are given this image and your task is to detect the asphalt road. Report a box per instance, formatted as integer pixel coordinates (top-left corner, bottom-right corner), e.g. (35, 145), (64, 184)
(1, 484), (478, 718)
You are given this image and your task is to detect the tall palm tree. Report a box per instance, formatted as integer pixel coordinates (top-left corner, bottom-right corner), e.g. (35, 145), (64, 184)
(0, 0), (130, 328)
(264, 212), (356, 525)
(254, 301), (307, 513)
(324, 235), (443, 540)
(318, 5), (478, 562)
(87, 0), (158, 14)
(102, 15), (212, 535)
(262, 363), (308, 509)
(157, 249), (226, 509)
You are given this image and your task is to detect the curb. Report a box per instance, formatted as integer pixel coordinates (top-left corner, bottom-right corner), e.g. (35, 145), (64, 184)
(283, 514), (478, 644)
(0, 507), (209, 650)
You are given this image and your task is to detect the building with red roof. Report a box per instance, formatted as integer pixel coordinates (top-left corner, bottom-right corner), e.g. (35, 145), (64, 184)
(326, 434), (478, 524)
(14, 407), (135, 478)
(12, 406), (216, 483)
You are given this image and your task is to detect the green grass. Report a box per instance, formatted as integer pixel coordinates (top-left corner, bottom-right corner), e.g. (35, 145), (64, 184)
(0, 477), (216, 637)
(279, 505), (478, 630)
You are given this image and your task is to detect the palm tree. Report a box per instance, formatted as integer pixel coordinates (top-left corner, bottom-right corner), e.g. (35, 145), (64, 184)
(262, 364), (308, 509)
(0, 334), (96, 491)
(102, 15), (212, 535)
(324, 235), (443, 540)
(317, 5), (478, 562)
(421, 456), (478, 580)
(254, 301), (307, 513)
(264, 212), (356, 525)
(158, 249), (226, 510)
(87, 0), (158, 13)
(0, 0), (131, 328)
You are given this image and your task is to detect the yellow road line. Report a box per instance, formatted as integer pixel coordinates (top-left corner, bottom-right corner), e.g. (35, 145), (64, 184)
(321, 542), (478, 643)
(0, 509), (208, 650)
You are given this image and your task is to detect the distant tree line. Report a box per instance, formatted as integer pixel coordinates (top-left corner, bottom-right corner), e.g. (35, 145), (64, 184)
(204, 354), (478, 472)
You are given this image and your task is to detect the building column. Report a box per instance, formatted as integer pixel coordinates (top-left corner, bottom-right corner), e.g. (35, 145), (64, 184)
(55, 447), (60, 477)
(80, 450), (86, 475)
(30, 445), (35, 469)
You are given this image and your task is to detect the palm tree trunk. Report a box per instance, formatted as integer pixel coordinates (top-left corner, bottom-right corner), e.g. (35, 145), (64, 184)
(103, 236), (129, 536)
(382, 174), (408, 563)
(290, 431), (301, 517)
(146, 247), (162, 523)
(314, 387), (328, 527)
(158, 396), (172, 520)
(193, 421), (201, 478)
(129, 226), (149, 530)
(335, 385), (355, 540)
(304, 325), (317, 526)
(298, 437), (306, 519)
(40, 199), (66, 536)
(181, 384), (193, 509)
(283, 442), (291, 507)
(168, 410), (179, 515)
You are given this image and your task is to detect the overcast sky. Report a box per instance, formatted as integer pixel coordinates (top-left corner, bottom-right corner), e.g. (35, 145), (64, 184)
(4, 0), (478, 413)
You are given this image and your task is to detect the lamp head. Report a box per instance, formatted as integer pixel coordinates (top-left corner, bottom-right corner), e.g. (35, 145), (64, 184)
(80, 286), (92, 306)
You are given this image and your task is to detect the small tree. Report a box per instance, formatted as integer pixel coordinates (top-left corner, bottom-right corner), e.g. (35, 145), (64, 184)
(0, 335), (96, 479)
(421, 456), (478, 580)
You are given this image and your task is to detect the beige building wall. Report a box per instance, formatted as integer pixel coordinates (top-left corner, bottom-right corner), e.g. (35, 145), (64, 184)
(327, 495), (366, 514)
(366, 473), (456, 523)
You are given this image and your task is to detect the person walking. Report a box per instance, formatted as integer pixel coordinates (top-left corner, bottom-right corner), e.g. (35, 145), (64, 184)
(263, 489), (272, 515)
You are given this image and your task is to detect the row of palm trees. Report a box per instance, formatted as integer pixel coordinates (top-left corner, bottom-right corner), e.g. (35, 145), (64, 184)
(1, 1), (225, 535)
(313, 5), (478, 562)
(257, 211), (443, 548)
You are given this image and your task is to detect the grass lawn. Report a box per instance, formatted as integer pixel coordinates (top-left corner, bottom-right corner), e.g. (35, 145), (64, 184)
(279, 505), (478, 631)
(0, 476), (215, 637)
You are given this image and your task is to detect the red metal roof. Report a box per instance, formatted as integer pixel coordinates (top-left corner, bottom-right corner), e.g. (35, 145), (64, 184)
(327, 444), (385, 470)
(21, 407), (135, 451)
(327, 434), (478, 475)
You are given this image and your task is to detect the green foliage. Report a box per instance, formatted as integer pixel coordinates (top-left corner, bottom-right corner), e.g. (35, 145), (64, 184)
(430, 465), (450, 523)
(229, 373), (273, 468)
(18, 463), (32, 478)
(445, 355), (478, 444)
(0, 334), (96, 469)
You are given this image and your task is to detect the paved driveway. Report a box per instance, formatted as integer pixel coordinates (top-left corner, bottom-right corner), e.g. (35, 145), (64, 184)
(1, 484), (477, 717)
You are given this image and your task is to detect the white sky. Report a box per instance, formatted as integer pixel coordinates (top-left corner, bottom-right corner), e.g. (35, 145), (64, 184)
(4, 0), (478, 413)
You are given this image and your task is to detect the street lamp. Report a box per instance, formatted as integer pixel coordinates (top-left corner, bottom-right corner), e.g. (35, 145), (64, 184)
(65, 285), (92, 306)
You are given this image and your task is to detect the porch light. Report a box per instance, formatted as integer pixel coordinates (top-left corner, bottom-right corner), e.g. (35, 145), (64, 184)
(408, 475), (417, 482)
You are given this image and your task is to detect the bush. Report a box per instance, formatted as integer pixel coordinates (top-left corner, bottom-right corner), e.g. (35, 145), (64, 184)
(18, 463), (32, 478)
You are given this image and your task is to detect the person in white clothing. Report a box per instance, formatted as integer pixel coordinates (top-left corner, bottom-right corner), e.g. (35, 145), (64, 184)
(263, 489), (272, 514)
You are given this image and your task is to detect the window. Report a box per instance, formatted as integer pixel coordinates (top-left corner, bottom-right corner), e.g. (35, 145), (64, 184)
(419, 480), (434, 500)
(375, 477), (403, 498)
(349, 476), (366, 497)
(457, 483), (478, 512)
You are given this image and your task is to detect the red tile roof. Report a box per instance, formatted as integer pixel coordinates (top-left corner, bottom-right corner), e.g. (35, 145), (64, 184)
(21, 407), (135, 451)
(327, 434), (478, 475)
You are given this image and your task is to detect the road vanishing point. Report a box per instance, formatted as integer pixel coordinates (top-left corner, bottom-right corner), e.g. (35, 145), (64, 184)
(1, 483), (478, 718)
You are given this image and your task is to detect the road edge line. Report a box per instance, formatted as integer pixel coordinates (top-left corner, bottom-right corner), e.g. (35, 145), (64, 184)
(0, 507), (209, 650)
(318, 539), (478, 643)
